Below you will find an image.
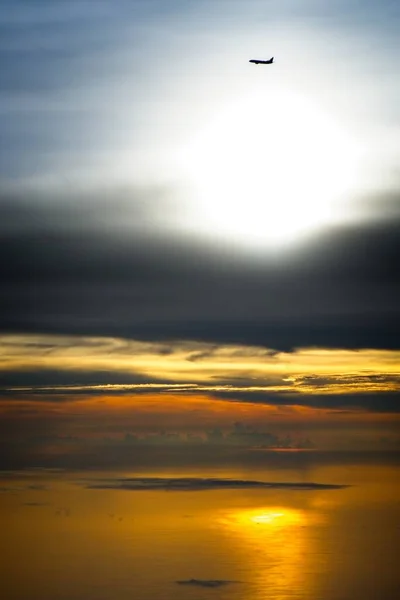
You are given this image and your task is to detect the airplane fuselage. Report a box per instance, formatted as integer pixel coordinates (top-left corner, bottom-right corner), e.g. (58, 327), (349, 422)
(249, 58), (274, 65)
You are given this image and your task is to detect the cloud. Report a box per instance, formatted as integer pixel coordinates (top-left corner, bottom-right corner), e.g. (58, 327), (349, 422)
(210, 391), (400, 413)
(85, 476), (347, 492)
(0, 367), (168, 397)
(2, 373), (398, 412)
(0, 189), (399, 351)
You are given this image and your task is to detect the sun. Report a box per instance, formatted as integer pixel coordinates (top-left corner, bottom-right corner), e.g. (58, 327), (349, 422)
(177, 88), (363, 249)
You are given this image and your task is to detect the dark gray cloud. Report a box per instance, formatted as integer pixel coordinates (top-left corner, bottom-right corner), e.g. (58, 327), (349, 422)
(85, 476), (347, 491)
(211, 391), (400, 413)
(3, 388), (399, 413)
(0, 190), (398, 352)
(1, 370), (398, 412)
(295, 374), (400, 387)
(0, 367), (166, 392)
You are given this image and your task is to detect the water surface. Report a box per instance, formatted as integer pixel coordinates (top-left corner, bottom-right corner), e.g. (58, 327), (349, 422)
(2, 456), (399, 600)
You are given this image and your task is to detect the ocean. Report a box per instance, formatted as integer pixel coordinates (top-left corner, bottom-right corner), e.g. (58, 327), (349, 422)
(2, 452), (399, 600)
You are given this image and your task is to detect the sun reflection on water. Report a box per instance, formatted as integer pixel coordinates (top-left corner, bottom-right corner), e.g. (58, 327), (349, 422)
(221, 506), (306, 530)
(250, 509), (299, 526)
(218, 506), (315, 600)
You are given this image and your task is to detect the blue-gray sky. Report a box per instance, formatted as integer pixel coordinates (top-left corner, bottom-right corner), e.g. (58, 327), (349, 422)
(1, 0), (399, 190)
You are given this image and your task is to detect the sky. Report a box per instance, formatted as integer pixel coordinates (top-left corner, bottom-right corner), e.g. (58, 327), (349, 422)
(0, 0), (399, 466)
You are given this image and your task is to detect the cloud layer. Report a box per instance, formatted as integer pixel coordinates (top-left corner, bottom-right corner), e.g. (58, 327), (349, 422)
(0, 193), (398, 351)
(85, 476), (347, 492)
(1, 334), (398, 412)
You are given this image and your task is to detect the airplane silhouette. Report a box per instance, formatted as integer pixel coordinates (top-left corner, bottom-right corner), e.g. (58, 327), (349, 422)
(249, 57), (274, 65)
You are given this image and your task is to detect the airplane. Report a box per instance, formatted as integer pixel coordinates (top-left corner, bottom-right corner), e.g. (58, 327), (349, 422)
(249, 57), (274, 65)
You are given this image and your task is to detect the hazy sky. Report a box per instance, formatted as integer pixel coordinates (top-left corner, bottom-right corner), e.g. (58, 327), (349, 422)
(0, 0), (399, 463)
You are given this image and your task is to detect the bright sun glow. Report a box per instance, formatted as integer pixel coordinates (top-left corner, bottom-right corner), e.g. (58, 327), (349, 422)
(178, 89), (364, 248)
(219, 506), (306, 531)
(250, 511), (285, 524)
